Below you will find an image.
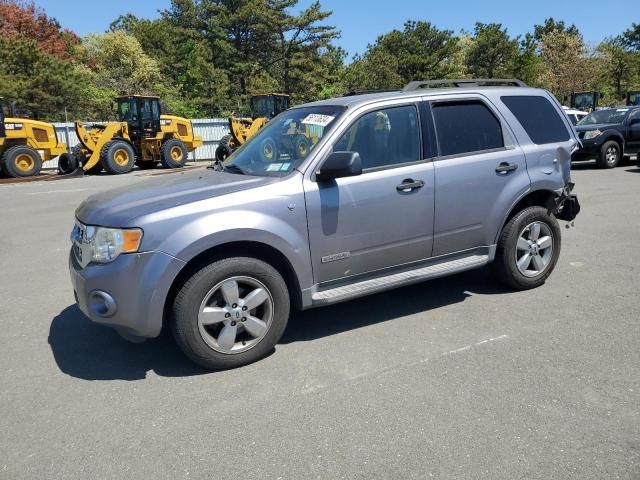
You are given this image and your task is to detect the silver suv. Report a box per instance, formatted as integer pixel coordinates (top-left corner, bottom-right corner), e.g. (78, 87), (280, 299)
(69, 79), (581, 370)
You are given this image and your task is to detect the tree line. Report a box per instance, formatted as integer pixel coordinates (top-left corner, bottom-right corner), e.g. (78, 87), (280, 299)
(1, 0), (639, 121)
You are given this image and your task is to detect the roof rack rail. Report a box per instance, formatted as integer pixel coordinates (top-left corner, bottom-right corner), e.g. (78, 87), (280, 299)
(342, 88), (401, 97)
(402, 78), (528, 91)
(342, 89), (399, 97)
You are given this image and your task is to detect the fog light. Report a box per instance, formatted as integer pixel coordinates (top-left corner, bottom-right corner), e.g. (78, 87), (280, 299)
(88, 290), (117, 317)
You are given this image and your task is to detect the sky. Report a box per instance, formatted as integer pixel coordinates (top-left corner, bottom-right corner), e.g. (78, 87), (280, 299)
(34, 0), (637, 57)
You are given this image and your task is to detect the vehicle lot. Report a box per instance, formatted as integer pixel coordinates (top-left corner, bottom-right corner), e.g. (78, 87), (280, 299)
(1, 162), (639, 479)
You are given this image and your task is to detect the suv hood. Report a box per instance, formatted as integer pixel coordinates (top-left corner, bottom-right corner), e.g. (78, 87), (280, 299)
(574, 123), (617, 132)
(76, 168), (278, 226)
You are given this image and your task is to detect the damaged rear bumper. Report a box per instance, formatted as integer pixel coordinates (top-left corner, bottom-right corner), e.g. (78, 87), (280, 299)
(554, 183), (581, 222)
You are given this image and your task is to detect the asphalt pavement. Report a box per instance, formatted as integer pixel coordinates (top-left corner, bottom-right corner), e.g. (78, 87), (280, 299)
(0, 161), (639, 479)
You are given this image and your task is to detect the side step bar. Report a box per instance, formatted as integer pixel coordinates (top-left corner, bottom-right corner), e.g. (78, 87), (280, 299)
(311, 254), (490, 306)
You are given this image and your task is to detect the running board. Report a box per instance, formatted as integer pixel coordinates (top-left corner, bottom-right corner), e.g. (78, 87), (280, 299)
(311, 254), (490, 306)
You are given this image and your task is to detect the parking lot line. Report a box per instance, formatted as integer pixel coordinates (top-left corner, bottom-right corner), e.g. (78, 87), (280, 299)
(302, 334), (510, 395)
(23, 188), (91, 195)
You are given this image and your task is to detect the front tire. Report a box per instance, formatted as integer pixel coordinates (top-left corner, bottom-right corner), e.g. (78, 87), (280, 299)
(171, 257), (290, 370)
(100, 140), (135, 174)
(493, 206), (561, 290)
(597, 140), (621, 169)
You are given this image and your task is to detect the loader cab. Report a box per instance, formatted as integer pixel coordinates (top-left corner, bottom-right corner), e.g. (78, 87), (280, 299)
(570, 92), (602, 112)
(627, 91), (640, 106)
(250, 94), (290, 119)
(116, 95), (161, 140)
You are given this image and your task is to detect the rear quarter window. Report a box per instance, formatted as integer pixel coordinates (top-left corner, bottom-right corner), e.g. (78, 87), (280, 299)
(501, 95), (570, 144)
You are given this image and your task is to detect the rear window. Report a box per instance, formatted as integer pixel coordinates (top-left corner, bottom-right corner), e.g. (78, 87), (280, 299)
(501, 95), (570, 144)
(432, 101), (504, 157)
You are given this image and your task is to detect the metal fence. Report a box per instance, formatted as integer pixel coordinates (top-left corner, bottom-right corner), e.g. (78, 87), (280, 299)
(43, 118), (230, 169)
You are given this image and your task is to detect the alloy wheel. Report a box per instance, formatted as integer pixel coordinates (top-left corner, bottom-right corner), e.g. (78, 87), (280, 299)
(197, 276), (274, 354)
(515, 221), (554, 277)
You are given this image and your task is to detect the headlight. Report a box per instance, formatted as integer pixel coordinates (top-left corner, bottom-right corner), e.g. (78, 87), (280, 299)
(72, 224), (142, 265)
(583, 129), (601, 140)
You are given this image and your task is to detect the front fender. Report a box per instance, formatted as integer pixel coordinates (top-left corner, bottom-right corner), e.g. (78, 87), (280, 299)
(170, 212), (313, 290)
(594, 130), (625, 149)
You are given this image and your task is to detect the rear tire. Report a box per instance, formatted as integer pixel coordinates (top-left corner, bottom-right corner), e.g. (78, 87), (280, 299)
(100, 140), (135, 174)
(57, 152), (79, 174)
(160, 138), (188, 169)
(292, 135), (311, 159)
(1, 145), (42, 177)
(171, 257), (290, 370)
(492, 206), (561, 290)
(597, 140), (621, 169)
(215, 134), (234, 162)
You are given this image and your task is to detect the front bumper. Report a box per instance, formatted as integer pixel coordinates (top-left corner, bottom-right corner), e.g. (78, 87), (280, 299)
(572, 139), (602, 161)
(69, 249), (186, 339)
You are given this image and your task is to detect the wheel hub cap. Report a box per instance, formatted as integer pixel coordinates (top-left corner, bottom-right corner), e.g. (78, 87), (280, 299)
(515, 221), (554, 277)
(114, 149), (129, 166)
(15, 153), (35, 172)
(171, 146), (183, 161)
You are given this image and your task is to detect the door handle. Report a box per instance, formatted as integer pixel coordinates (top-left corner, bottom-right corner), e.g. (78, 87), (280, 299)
(495, 162), (518, 174)
(396, 179), (425, 192)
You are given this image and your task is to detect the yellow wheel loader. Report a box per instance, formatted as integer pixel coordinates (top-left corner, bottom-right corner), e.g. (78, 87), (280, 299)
(0, 99), (67, 178)
(215, 93), (290, 162)
(60, 95), (203, 175)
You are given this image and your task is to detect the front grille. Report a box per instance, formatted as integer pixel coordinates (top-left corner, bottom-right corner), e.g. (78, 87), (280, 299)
(71, 221), (90, 268)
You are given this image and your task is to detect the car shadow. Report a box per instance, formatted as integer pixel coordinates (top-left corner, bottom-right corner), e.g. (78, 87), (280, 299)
(280, 267), (511, 344)
(49, 267), (510, 380)
(48, 305), (209, 381)
(570, 161), (598, 170)
(625, 167), (640, 173)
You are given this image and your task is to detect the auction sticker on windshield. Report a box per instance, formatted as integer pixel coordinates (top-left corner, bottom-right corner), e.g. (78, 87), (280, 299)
(302, 114), (335, 127)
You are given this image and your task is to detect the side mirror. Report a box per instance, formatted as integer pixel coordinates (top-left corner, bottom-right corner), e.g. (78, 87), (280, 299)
(316, 151), (362, 181)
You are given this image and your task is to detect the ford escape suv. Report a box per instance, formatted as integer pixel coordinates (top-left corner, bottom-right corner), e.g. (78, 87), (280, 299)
(69, 79), (581, 370)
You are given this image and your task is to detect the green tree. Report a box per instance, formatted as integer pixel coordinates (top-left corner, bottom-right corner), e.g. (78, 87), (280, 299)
(623, 23), (640, 50)
(111, 12), (229, 116)
(538, 31), (589, 100)
(467, 22), (518, 78)
(82, 31), (163, 94)
(597, 36), (639, 100)
(345, 21), (459, 91)
(260, 0), (339, 96)
(533, 18), (580, 42)
(512, 33), (542, 86)
(0, 38), (87, 120)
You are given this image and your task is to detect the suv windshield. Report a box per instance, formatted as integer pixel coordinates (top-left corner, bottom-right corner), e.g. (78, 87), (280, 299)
(578, 109), (629, 126)
(221, 106), (344, 177)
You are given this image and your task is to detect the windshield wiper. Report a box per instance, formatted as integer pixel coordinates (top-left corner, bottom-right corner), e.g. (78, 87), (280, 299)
(221, 164), (247, 175)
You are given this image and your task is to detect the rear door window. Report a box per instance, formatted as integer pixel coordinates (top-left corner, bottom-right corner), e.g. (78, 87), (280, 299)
(431, 101), (504, 157)
(501, 95), (570, 144)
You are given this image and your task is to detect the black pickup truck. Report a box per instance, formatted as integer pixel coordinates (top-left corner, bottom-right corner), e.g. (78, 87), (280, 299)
(573, 106), (640, 168)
